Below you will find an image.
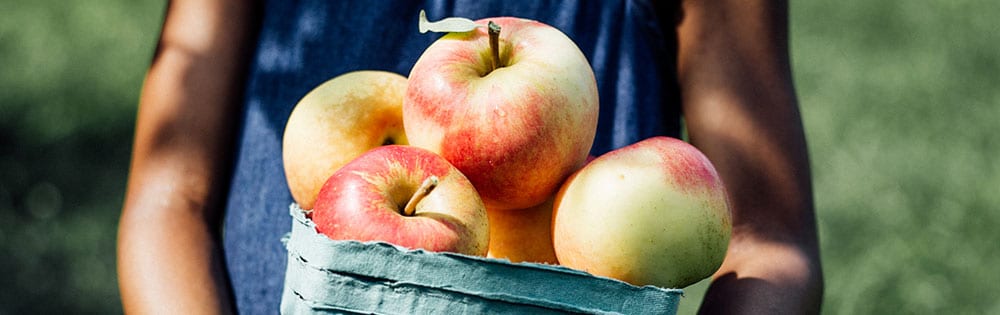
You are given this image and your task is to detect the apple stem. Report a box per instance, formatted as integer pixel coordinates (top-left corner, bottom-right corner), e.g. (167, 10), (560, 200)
(403, 176), (439, 216)
(488, 21), (501, 72)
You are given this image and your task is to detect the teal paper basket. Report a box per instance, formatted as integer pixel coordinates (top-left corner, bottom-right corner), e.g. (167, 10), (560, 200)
(281, 204), (683, 314)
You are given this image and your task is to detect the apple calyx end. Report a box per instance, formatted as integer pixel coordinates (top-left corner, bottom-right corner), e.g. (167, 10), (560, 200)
(402, 176), (439, 216)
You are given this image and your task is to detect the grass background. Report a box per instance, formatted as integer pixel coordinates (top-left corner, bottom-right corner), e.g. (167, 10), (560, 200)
(1, 1), (997, 314)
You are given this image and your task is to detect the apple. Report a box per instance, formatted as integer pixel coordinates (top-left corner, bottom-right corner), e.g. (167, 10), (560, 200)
(481, 154), (595, 263)
(483, 155), (596, 263)
(485, 198), (559, 264)
(552, 137), (732, 288)
(311, 145), (489, 255)
(404, 17), (599, 210)
(283, 71), (408, 209)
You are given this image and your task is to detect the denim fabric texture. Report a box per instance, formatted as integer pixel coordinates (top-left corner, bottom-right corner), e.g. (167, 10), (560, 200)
(223, 0), (681, 313)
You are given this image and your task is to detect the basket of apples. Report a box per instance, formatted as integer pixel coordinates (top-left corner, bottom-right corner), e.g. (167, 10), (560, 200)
(278, 12), (731, 315)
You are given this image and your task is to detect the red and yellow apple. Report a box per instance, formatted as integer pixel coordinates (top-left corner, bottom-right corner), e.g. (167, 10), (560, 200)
(404, 17), (598, 210)
(311, 145), (489, 256)
(283, 71), (408, 209)
(552, 137), (732, 288)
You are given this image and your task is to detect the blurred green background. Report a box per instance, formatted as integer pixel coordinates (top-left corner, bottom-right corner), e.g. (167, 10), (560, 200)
(1, 1), (997, 314)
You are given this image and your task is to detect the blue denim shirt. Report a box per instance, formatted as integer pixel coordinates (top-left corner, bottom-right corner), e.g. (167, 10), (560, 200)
(224, 0), (680, 313)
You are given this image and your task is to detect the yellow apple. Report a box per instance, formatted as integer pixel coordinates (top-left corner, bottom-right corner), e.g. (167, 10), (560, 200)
(283, 71), (407, 210)
(552, 137), (732, 288)
(485, 198), (559, 264)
